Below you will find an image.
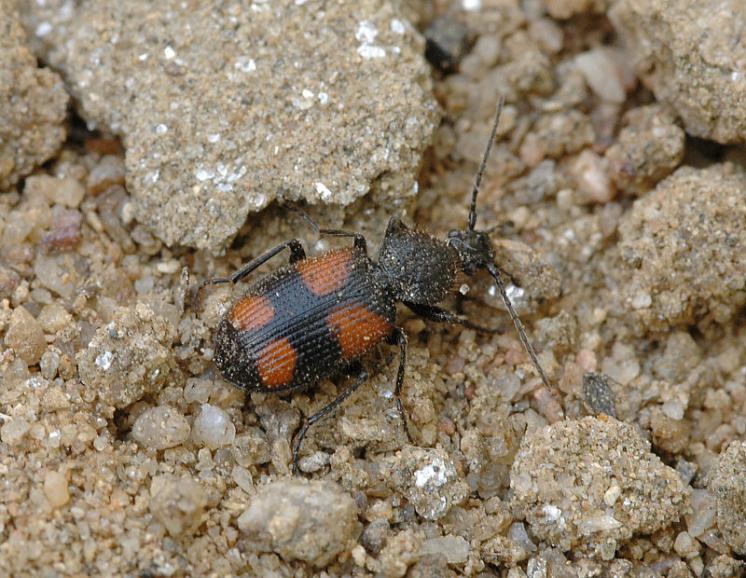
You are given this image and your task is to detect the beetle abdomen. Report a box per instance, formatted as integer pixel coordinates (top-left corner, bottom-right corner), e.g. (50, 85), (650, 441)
(213, 248), (395, 393)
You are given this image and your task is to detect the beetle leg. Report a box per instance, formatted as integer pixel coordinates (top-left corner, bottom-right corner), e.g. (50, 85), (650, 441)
(387, 327), (412, 443)
(196, 239), (306, 306)
(404, 302), (502, 334)
(317, 229), (368, 254)
(292, 362), (368, 474)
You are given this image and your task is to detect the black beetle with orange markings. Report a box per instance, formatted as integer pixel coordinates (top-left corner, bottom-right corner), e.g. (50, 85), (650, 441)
(201, 98), (553, 473)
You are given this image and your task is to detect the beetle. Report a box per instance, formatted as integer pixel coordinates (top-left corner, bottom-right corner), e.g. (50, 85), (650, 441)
(202, 98), (552, 473)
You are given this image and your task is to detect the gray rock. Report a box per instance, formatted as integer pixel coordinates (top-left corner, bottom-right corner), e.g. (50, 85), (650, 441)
(22, 0), (437, 252)
(604, 104), (685, 195)
(150, 475), (207, 537)
(0, 1), (67, 190)
(131, 405), (190, 450)
(581, 373), (618, 418)
(237, 479), (360, 567)
(610, 0), (746, 144)
(388, 446), (469, 521)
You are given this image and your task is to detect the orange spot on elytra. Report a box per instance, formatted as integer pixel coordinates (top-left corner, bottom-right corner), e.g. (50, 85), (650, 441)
(327, 304), (391, 359)
(230, 295), (275, 332)
(297, 249), (352, 296)
(257, 337), (297, 388)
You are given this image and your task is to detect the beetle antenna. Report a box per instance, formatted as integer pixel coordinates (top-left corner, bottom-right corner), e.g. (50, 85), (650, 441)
(486, 262), (553, 392)
(288, 206), (320, 236)
(468, 96), (505, 232)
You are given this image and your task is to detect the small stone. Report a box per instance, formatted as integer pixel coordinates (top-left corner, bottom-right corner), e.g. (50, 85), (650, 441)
(1, 417), (30, 446)
(76, 303), (177, 409)
(298, 451), (331, 473)
(192, 403), (235, 449)
(37, 302), (73, 334)
(686, 489), (717, 538)
(131, 405), (190, 450)
(508, 522), (537, 555)
(4, 306), (46, 365)
(43, 471), (70, 508)
(26, 175), (85, 208)
(420, 535), (470, 565)
(377, 528), (423, 578)
(582, 373), (618, 418)
(389, 446), (469, 521)
(361, 519), (389, 554)
(535, 310), (578, 355)
(570, 149), (615, 204)
(673, 531), (699, 559)
(231, 466), (253, 494)
(604, 484), (622, 507)
(233, 428), (272, 466)
(424, 15), (470, 72)
(709, 441), (746, 555)
(605, 105), (685, 195)
(86, 154), (125, 195)
(34, 254), (78, 299)
(150, 476), (207, 536)
(653, 331), (701, 383)
(238, 479), (360, 567)
(42, 206), (82, 252)
(574, 47), (629, 103)
(39, 349), (60, 380)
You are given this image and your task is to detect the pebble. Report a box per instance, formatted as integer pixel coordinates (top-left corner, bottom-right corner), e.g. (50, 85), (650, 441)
(86, 155), (125, 195)
(4, 306), (46, 365)
(131, 405), (190, 450)
(574, 47), (628, 103)
(150, 475), (207, 536)
(25, 175), (85, 208)
(424, 15), (470, 72)
(389, 446), (469, 521)
(39, 349), (60, 379)
(673, 531), (699, 559)
(1, 417), (30, 446)
(238, 479), (360, 567)
(191, 404), (235, 449)
(37, 302), (73, 334)
(43, 470), (70, 508)
(76, 303), (177, 409)
(605, 104), (685, 195)
(420, 535), (470, 565)
(570, 149), (615, 204)
(581, 372), (618, 418)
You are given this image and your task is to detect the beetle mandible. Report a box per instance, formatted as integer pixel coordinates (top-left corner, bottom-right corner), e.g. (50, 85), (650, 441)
(201, 98), (552, 473)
